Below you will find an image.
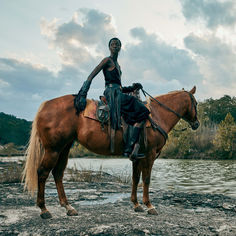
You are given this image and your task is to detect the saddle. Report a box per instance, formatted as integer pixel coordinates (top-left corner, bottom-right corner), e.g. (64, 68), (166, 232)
(84, 97), (110, 129)
(83, 97), (152, 128)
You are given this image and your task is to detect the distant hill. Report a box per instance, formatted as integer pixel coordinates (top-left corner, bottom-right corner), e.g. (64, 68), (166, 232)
(0, 112), (32, 146)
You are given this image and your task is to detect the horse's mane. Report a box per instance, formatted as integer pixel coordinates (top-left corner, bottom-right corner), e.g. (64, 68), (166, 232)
(146, 89), (184, 104)
(167, 90), (184, 94)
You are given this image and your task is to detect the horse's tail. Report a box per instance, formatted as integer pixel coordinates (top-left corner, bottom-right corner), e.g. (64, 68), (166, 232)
(22, 102), (46, 196)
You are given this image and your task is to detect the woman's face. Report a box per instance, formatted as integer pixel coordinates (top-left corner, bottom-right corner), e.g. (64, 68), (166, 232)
(109, 40), (121, 54)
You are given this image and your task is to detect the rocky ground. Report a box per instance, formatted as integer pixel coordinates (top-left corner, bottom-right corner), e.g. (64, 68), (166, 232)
(0, 161), (236, 236)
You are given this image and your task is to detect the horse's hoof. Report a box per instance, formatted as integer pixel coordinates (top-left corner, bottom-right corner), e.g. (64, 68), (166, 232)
(40, 210), (52, 219)
(134, 205), (145, 212)
(67, 209), (78, 216)
(147, 207), (158, 215)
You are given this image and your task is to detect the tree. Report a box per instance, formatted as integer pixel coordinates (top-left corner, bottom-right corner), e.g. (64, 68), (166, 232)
(213, 113), (236, 158)
(200, 95), (236, 124)
(0, 112), (31, 146)
(162, 120), (194, 158)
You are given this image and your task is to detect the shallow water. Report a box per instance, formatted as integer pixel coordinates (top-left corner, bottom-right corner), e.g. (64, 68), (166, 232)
(1, 156), (235, 198)
(68, 158), (236, 198)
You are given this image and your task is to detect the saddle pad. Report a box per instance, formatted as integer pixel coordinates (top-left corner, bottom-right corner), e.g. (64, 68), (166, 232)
(83, 99), (152, 128)
(83, 99), (98, 121)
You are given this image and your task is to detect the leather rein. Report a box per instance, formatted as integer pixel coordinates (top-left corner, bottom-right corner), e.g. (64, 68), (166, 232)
(141, 88), (197, 140)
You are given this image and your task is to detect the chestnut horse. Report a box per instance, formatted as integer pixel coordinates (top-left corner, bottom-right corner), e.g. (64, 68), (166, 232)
(22, 86), (199, 219)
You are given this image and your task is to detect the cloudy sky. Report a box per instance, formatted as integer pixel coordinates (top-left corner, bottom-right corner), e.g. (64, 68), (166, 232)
(0, 0), (236, 120)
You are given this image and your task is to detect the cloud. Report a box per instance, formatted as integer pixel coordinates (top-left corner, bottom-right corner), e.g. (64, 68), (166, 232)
(0, 58), (61, 94)
(180, 0), (236, 29)
(0, 58), (84, 119)
(40, 8), (117, 70)
(121, 27), (203, 94)
(0, 9), (118, 120)
(184, 33), (236, 96)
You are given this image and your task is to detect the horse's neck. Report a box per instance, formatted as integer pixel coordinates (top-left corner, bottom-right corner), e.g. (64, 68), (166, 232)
(150, 92), (188, 133)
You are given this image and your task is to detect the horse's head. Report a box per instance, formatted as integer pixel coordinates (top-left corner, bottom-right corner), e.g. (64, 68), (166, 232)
(182, 86), (200, 130)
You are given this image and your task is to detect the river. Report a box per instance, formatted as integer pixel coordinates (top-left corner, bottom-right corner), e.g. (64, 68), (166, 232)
(68, 158), (236, 198)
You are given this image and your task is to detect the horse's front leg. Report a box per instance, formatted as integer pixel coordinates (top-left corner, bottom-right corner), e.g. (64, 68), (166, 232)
(131, 161), (144, 212)
(141, 154), (158, 215)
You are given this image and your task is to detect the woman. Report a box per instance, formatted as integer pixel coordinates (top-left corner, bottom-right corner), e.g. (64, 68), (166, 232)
(75, 38), (150, 160)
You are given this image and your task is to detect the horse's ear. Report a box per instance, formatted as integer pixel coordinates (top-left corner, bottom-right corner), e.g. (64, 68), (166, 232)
(189, 86), (196, 94)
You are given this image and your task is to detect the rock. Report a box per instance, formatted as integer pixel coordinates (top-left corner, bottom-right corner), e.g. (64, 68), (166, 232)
(222, 203), (235, 210)
(88, 225), (111, 234)
(216, 224), (229, 233)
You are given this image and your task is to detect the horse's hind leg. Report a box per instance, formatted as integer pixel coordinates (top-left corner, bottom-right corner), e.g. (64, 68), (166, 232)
(131, 161), (144, 212)
(52, 141), (78, 216)
(37, 150), (59, 219)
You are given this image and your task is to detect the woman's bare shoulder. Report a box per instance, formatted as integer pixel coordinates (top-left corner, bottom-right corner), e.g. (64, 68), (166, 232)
(99, 57), (112, 68)
(101, 57), (111, 63)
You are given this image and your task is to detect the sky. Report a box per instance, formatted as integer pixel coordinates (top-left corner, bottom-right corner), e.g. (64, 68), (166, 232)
(0, 0), (236, 121)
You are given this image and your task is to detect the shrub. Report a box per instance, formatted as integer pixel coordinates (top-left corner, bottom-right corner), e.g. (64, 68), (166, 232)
(213, 113), (236, 158)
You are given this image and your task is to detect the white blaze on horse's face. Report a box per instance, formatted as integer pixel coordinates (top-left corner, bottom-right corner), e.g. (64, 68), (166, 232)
(184, 86), (200, 130)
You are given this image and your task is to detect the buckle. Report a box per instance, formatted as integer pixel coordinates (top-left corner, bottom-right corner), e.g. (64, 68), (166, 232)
(106, 84), (121, 89)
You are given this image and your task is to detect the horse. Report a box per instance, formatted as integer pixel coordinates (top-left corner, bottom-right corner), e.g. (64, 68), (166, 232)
(22, 86), (199, 219)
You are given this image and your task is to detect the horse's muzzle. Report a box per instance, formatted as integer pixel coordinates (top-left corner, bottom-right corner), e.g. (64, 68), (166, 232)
(190, 120), (200, 130)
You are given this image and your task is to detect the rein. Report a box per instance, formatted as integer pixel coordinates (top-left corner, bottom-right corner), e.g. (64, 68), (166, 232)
(141, 89), (183, 119)
(141, 88), (196, 123)
(141, 88), (196, 134)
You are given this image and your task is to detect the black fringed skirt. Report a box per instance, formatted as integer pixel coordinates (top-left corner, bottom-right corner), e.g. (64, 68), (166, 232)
(120, 93), (150, 125)
(104, 86), (150, 129)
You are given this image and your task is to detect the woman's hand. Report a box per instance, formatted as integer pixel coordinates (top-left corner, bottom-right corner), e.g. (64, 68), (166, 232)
(132, 83), (143, 90)
(122, 83), (143, 93)
(74, 80), (91, 114)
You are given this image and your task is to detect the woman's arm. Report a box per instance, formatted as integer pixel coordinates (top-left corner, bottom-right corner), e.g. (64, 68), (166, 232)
(87, 57), (109, 81)
(74, 58), (109, 114)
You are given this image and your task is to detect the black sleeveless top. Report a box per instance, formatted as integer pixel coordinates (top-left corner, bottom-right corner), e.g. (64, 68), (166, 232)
(103, 58), (122, 86)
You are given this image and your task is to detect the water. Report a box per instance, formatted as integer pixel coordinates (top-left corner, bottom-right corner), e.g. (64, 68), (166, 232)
(68, 158), (236, 198)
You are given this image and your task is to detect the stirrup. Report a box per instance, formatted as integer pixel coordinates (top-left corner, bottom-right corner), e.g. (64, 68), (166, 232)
(129, 143), (145, 161)
(129, 153), (145, 161)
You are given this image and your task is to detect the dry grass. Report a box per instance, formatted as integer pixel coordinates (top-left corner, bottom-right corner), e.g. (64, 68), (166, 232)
(110, 168), (132, 184)
(0, 161), (24, 183)
(0, 143), (25, 157)
(67, 163), (103, 182)
(0, 160), (131, 185)
(66, 163), (131, 184)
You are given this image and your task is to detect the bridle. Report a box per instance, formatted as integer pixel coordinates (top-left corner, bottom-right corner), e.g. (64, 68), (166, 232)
(141, 89), (198, 125)
(184, 91), (198, 123)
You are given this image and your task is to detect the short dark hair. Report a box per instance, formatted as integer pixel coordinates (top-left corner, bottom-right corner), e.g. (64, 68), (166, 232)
(108, 38), (122, 47)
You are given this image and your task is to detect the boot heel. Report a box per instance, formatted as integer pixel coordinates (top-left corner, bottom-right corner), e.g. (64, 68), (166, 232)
(129, 143), (145, 161)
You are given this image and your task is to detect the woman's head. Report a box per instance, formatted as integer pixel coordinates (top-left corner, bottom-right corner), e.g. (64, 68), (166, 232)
(108, 38), (121, 55)
(108, 38), (122, 47)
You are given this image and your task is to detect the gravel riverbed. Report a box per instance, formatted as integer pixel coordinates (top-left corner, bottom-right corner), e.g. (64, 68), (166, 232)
(0, 161), (236, 236)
